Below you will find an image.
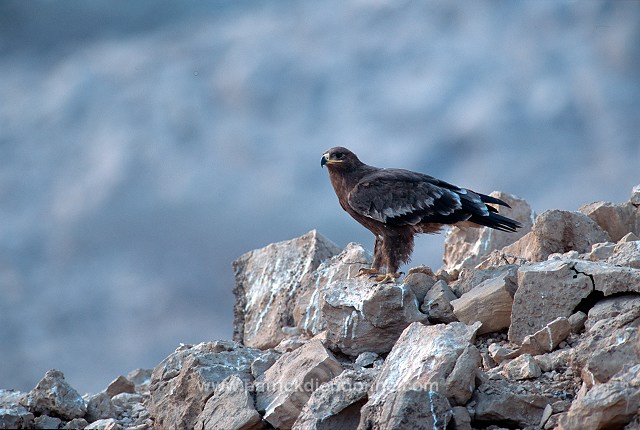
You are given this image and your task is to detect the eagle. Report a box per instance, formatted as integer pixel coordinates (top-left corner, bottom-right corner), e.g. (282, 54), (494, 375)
(321, 147), (522, 283)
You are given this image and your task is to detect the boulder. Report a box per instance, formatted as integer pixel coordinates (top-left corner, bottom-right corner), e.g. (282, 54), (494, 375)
(579, 194), (640, 242)
(401, 266), (437, 305)
(606, 240), (640, 269)
(0, 390), (34, 429)
(421, 280), (458, 323)
(443, 192), (533, 274)
(558, 365), (640, 430)
(451, 269), (517, 335)
(292, 368), (376, 430)
(255, 340), (343, 429)
(449, 264), (518, 298)
(106, 376), (135, 398)
(194, 375), (262, 430)
(233, 230), (342, 349)
(20, 369), (86, 420)
(502, 317), (572, 360)
(502, 354), (541, 380)
(34, 415), (62, 429)
(148, 341), (267, 430)
(502, 210), (610, 262)
(321, 277), (428, 356)
(359, 322), (481, 429)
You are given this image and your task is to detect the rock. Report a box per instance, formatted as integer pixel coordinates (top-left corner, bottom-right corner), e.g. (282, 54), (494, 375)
(505, 317), (572, 359)
(402, 266), (437, 304)
(539, 404), (553, 428)
(449, 264), (518, 298)
(250, 350), (281, 380)
(443, 192), (533, 274)
(568, 311), (587, 334)
(148, 341), (267, 430)
(421, 280), (458, 323)
(292, 368), (376, 430)
(451, 269), (517, 335)
(450, 406), (472, 430)
(21, 369), (86, 420)
(579, 198), (640, 242)
(294, 243), (372, 337)
(321, 276), (428, 356)
(558, 365), (640, 430)
(110, 392), (150, 428)
(62, 418), (90, 429)
(606, 240), (640, 269)
(445, 345), (482, 405)
(255, 340), (343, 429)
(34, 415), (62, 429)
(106, 375), (135, 398)
(502, 354), (541, 380)
(509, 260), (593, 344)
(354, 352), (380, 369)
(488, 343), (513, 364)
(232, 230), (342, 349)
(85, 391), (117, 422)
(194, 375), (262, 430)
(573, 260), (640, 296)
(502, 210), (610, 262)
(126, 369), (152, 388)
(632, 184), (640, 206)
(0, 390), (34, 429)
(585, 294), (640, 331)
(359, 322), (481, 428)
(275, 338), (307, 353)
(85, 418), (122, 430)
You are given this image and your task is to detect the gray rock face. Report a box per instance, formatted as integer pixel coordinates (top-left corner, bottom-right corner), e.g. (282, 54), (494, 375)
(1, 390), (34, 429)
(359, 322), (481, 429)
(20, 369), (86, 421)
(473, 380), (551, 428)
(148, 341), (267, 430)
(194, 375), (262, 430)
(503, 210), (610, 262)
(232, 230), (342, 349)
(421, 280), (458, 323)
(255, 340), (343, 429)
(443, 192), (533, 274)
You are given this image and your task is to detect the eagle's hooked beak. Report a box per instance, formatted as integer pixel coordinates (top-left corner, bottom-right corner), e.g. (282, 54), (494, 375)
(321, 153), (330, 168)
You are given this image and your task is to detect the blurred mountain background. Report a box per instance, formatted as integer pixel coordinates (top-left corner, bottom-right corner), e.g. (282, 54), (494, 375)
(1, 0), (638, 394)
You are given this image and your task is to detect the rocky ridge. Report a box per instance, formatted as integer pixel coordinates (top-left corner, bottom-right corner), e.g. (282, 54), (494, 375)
(2, 185), (640, 429)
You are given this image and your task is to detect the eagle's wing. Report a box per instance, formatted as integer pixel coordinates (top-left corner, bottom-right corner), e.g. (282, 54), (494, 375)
(347, 168), (519, 231)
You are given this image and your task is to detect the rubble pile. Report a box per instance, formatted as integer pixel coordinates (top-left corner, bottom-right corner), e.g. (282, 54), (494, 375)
(2, 185), (640, 429)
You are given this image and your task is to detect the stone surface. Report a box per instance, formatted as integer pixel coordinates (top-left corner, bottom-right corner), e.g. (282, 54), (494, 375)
(85, 418), (122, 430)
(421, 280), (458, 323)
(606, 240), (640, 269)
(452, 270), (517, 335)
(579, 199), (640, 242)
(502, 210), (610, 262)
(321, 277), (428, 356)
(292, 368), (376, 430)
(402, 266), (437, 305)
(62, 418), (90, 429)
(449, 264), (518, 298)
(148, 341), (267, 430)
(255, 340), (343, 429)
(502, 354), (541, 380)
(443, 192), (533, 274)
(21, 369), (86, 420)
(0, 389), (34, 429)
(233, 230), (342, 349)
(505, 317), (572, 359)
(359, 322), (481, 428)
(568, 311), (587, 334)
(559, 365), (640, 430)
(445, 345), (482, 405)
(106, 376), (135, 398)
(194, 375), (262, 430)
(85, 391), (117, 422)
(450, 406), (472, 430)
(34, 415), (62, 429)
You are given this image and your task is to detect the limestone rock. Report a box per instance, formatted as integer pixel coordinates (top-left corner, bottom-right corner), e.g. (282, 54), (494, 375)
(579, 197), (640, 242)
(402, 266), (437, 305)
(509, 260), (593, 344)
(255, 340), (343, 429)
(294, 243), (372, 337)
(85, 419), (122, 430)
(559, 365), (640, 430)
(445, 345), (482, 405)
(443, 192), (533, 274)
(292, 368), (376, 430)
(232, 230), (342, 349)
(450, 406), (472, 430)
(148, 341), (267, 430)
(354, 352), (380, 369)
(194, 375), (262, 430)
(106, 375), (135, 398)
(451, 269), (517, 335)
(321, 277), (428, 356)
(502, 354), (541, 380)
(62, 418), (89, 429)
(85, 391), (117, 422)
(421, 280), (458, 323)
(502, 210), (610, 262)
(505, 317), (572, 359)
(573, 259), (640, 296)
(34, 415), (62, 429)
(606, 240), (640, 269)
(449, 264), (518, 298)
(0, 390), (34, 429)
(568, 311), (587, 334)
(21, 369), (86, 420)
(359, 322), (481, 429)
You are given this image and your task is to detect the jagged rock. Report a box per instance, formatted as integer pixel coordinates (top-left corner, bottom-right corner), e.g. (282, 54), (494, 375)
(321, 277), (428, 356)
(585, 294), (640, 331)
(502, 354), (541, 380)
(85, 392), (117, 422)
(451, 269), (517, 335)
(509, 259), (593, 344)
(250, 350), (281, 380)
(558, 365), (640, 430)
(473, 379), (552, 427)
(294, 243), (373, 338)
(579, 192), (640, 242)
(534, 349), (572, 373)
(62, 418), (90, 429)
(194, 375), (262, 430)
(606, 240), (640, 269)
(292, 368), (376, 430)
(568, 311), (587, 334)
(85, 418), (122, 430)
(148, 341), (267, 430)
(571, 298), (640, 387)
(111, 392), (150, 428)
(573, 259), (640, 295)
(443, 192), (533, 274)
(502, 210), (610, 262)
(503, 317), (572, 360)
(359, 322), (481, 429)
(421, 280), (458, 323)
(255, 340), (343, 429)
(34, 415), (62, 429)
(449, 264), (518, 297)
(106, 375), (135, 398)
(402, 266), (437, 304)
(354, 352), (380, 369)
(21, 369), (86, 420)
(126, 369), (152, 388)
(445, 345), (482, 405)
(233, 230), (342, 349)
(0, 389), (34, 429)
(450, 406), (472, 430)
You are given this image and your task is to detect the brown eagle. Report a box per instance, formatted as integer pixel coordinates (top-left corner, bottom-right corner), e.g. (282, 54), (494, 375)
(321, 147), (521, 283)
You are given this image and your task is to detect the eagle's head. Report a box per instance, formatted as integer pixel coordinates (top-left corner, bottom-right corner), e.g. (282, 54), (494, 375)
(321, 147), (362, 170)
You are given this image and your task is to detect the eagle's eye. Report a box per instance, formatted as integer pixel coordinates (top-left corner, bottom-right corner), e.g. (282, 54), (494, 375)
(334, 152), (344, 159)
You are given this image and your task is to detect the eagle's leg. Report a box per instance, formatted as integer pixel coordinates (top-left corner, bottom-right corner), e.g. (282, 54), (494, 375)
(372, 231), (413, 284)
(372, 272), (402, 284)
(356, 235), (383, 278)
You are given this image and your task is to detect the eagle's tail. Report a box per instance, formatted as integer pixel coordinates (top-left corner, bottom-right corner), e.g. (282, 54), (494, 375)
(469, 211), (522, 233)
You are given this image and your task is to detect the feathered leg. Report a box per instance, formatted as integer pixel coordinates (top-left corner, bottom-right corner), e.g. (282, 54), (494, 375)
(357, 235), (383, 277)
(372, 231), (414, 284)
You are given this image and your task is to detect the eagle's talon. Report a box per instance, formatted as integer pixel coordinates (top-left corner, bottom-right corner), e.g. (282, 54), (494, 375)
(356, 268), (380, 278)
(373, 273), (402, 284)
